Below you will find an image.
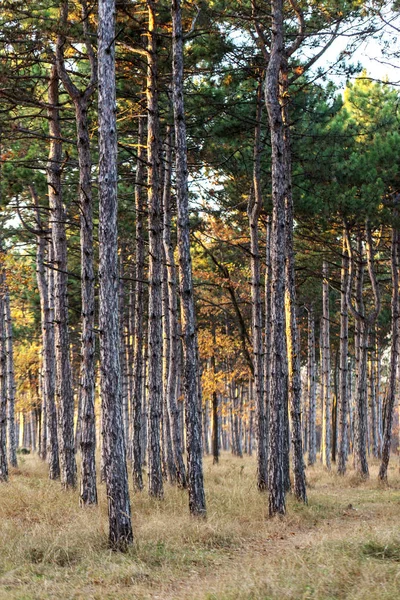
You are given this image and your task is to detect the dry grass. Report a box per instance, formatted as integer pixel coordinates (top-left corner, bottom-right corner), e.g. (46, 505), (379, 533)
(0, 454), (399, 599)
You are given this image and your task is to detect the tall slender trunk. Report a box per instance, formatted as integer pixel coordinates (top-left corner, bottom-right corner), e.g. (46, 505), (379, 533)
(307, 305), (317, 465)
(264, 216), (272, 469)
(265, 0), (287, 516)
(47, 64), (76, 488)
(211, 326), (219, 465)
(4, 291), (17, 467)
(161, 187), (176, 484)
(0, 271), (7, 482)
(369, 332), (378, 458)
(56, 0), (97, 505)
(131, 117), (146, 490)
(162, 125), (187, 487)
(321, 260), (331, 469)
(146, 0), (164, 499)
(281, 63), (306, 503)
(338, 231), (349, 474)
(379, 225), (399, 481)
(248, 79), (268, 491)
(346, 222), (380, 478)
(172, 0), (206, 516)
(98, 0), (133, 549)
(46, 239), (60, 479)
(376, 337), (383, 457)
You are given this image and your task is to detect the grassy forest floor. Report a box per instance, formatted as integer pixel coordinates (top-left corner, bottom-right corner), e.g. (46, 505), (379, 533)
(0, 454), (399, 600)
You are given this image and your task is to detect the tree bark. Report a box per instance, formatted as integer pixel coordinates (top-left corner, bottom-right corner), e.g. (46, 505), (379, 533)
(131, 116), (146, 491)
(56, 0), (97, 505)
(281, 62), (306, 503)
(265, 0), (287, 516)
(98, 0), (133, 549)
(346, 222), (380, 478)
(307, 305), (317, 465)
(379, 225), (399, 481)
(4, 291), (17, 467)
(321, 260), (331, 470)
(248, 78), (268, 491)
(47, 63), (76, 488)
(162, 125), (187, 487)
(172, 0), (206, 516)
(0, 270), (8, 482)
(146, 0), (164, 499)
(338, 231), (349, 474)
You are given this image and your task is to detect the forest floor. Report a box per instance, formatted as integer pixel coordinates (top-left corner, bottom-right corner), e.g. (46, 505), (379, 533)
(0, 453), (399, 600)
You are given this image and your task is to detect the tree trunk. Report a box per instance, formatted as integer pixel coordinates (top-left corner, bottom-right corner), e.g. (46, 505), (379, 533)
(162, 125), (187, 487)
(307, 305), (317, 465)
(248, 78), (268, 491)
(265, 0), (287, 516)
(264, 216), (272, 468)
(56, 0), (97, 504)
(172, 0), (206, 516)
(211, 327), (219, 465)
(379, 225), (399, 481)
(47, 64), (76, 488)
(98, 0), (133, 549)
(321, 260), (331, 470)
(338, 231), (349, 474)
(146, 0), (164, 499)
(0, 273), (8, 482)
(346, 222), (380, 478)
(281, 63), (306, 503)
(4, 291), (17, 467)
(45, 239), (60, 479)
(131, 116), (146, 491)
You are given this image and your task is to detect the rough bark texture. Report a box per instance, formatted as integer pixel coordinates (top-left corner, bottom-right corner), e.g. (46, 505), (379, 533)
(211, 327), (219, 465)
(307, 305), (317, 465)
(338, 231), (349, 474)
(264, 217), (272, 472)
(45, 240), (60, 479)
(162, 126), (187, 487)
(321, 260), (331, 470)
(131, 116), (146, 491)
(146, 0), (164, 499)
(265, 0), (287, 516)
(172, 0), (206, 516)
(56, 0), (97, 505)
(346, 222), (380, 478)
(379, 226), (399, 481)
(281, 63), (306, 503)
(98, 0), (133, 549)
(47, 64), (76, 488)
(248, 80), (268, 491)
(0, 272), (7, 482)
(4, 291), (17, 467)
